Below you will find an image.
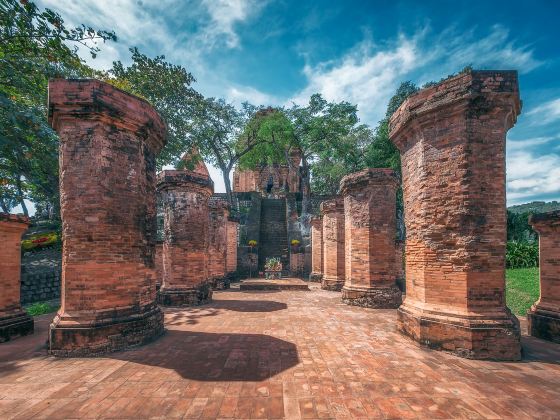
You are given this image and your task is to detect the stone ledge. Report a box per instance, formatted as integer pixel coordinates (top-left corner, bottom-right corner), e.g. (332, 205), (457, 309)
(342, 285), (402, 309)
(321, 277), (344, 291)
(528, 307), (560, 344)
(397, 303), (521, 361)
(157, 284), (213, 307)
(48, 306), (164, 357)
(0, 311), (34, 343)
(308, 272), (323, 282)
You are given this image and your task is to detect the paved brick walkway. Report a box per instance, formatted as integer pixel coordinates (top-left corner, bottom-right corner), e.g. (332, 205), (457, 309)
(1, 284), (559, 419)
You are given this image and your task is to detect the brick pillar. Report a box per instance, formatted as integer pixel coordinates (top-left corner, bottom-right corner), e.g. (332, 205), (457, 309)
(320, 198), (345, 291)
(48, 79), (166, 356)
(157, 170), (213, 306)
(155, 241), (163, 290)
(389, 70), (522, 360)
(0, 214), (33, 342)
(528, 211), (560, 343)
(226, 217), (239, 281)
(309, 216), (323, 282)
(340, 168), (402, 308)
(208, 200), (230, 290)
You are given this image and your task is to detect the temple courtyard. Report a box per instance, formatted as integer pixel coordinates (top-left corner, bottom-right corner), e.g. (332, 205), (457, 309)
(1, 284), (559, 420)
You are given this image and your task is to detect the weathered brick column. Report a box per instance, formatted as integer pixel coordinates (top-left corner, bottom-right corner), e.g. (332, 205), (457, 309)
(208, 200), (230, 289)
(309, 216), (323, 282)
(48, 79), (166, 356)
(157, 169), (213, 306)
(528, 211), (560, 343)
(155, 241), (163, 290)
(340, 169), (402, 308)
(389, 70), (522, 360)
(0, 214), (33, 342)
(320, 198), (345, 291)
(226, 216), (239, 281)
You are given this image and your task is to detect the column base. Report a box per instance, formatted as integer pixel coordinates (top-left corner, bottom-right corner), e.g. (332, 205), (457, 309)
(528, 306), (560, 343)
(342, 285), (402, 309)
(308, 272), (323, 282)
(397, 301), (521, 361)
(0, 311), (34, 343)
(226, 271), (241, 283)
(321, 277), (344, 291)
(157, 283), (213, 306)
(48, 305), (164, 357)
(210, 276), (231, 290)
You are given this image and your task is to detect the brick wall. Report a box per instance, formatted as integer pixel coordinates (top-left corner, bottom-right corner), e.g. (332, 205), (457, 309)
(320, 198), (345, 291)
(309, 216), (323, 281)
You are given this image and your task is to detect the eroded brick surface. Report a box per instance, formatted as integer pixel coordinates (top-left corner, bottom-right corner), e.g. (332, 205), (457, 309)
(390, 70), (522, 360)
(309, 216), (323, 282)
(47, 79), (166, 356)
(528, 211), (560, 343)
(208, 200), (231, 290)
(226, 217), (239, 281)
(340, 169), (402, 308)
(157, 169), (214, 306)
(1, 288), (559, 419)
(0, 214), (33, 342)
(320, 198), (345, 291)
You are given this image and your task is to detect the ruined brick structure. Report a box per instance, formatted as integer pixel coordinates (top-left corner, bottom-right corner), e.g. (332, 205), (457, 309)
(528, 211), (560, 343)
(309, 216), (323, 282)
(157, 168), (214, 306)
(340, 169), (402, 308)
(0, 214), (33, 342)
(226, 217), (239, 280)
(321, 198), (345, 291)
(208, 199), (230, 289)
(390, 70), (522, 360)
(233, 149), (302, 195)
(48, 79), (165, 356)
(154, 241), (163, 289)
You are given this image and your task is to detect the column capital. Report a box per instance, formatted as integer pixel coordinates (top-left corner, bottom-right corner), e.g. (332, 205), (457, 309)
(389, 70), (521, 151)
(339, 168), (399, 196)
(529, 210), (560, 233)
(157, 170), (214, 197)
(320, 197), (343, 215)
(48, 79), (167, 154)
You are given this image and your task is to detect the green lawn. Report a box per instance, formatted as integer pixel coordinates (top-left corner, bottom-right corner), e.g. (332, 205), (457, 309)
(506, 267), (540, 316)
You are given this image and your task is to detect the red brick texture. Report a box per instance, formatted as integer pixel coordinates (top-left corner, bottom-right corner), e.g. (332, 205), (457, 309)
(320, 198), (345, 291)
(389, 70), (522, 360)
(47, 79), (166, 356)
(226, 218), (239, 279)
(340, 169), (402, 308)
(157, 169), (214, 306)
(208, 200), (230, 290)
(0, 214), (33, 342)
(309, 216), (323, 282)
(528, 211), (560, 343)
(155, 241), (163, 289)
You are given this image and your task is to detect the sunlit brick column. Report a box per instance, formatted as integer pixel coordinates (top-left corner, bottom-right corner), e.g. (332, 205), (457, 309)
(528, 211), (560, 343)
(208, 200), (230, 289)
(0, 214), (33, 342)
(157, 170), (213, 306)
(389, 70), (522, 360)
(320, 198), (345, 291)
(48, 79), (165, 356)
(309, 216), (323, 282)
(340, 168), (402, 308)
(226, 216), (239, 281)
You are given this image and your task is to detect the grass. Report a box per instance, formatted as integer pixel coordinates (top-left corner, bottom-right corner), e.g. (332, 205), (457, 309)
(506, 267), (540, 316)
(25, 302), (59, 317)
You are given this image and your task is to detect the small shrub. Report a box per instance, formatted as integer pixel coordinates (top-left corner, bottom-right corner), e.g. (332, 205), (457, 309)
(22, 231), (60, 252)
(248, 240), (257, 247)
(26, 302), (59, 316)
(291, 239), (300, 246)
(506, 241), (539, 269)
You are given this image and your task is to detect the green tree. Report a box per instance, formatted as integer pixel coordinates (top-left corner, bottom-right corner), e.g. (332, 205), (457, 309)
(107, 48), (202, 168)
(0, 0), (115, 217)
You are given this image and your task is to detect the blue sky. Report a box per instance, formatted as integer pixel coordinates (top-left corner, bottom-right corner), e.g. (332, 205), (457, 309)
(36, 0), (560, 205)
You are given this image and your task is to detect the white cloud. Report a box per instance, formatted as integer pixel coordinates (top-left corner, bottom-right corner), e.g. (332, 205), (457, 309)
(507, 150), (560, 204)
(506, 136), (557, 151)
(527, 98), (560, 125)
(290, 25), (543, 125)
(226, 85), (279, 106)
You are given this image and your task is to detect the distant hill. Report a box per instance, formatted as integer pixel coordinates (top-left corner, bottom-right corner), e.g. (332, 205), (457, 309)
(508, 201), (560, 215)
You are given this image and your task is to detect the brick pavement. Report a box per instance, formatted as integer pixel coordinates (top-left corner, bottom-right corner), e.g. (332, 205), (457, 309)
(1, 284), (559, 419)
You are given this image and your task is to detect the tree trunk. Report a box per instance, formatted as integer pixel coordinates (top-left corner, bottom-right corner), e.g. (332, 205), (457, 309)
(222, 166), (235, 209)
(15, 177), (29, 217)
(300, 157), (312, 216)
(0, 197), (9, 213)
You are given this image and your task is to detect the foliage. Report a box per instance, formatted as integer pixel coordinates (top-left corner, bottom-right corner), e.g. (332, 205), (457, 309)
(508, 201), (560, 215)
(505, 267), (539, 316)
(290, 239), (300, 246)
(507, 211), (537, 242)
(0, 0), (115, 217)
(248, 239), (257, 246)
(506, 241), (539, 269)
(107, 48), (202, 168)
(25, 301), (59, 316)
(264, 257), (282, 271)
